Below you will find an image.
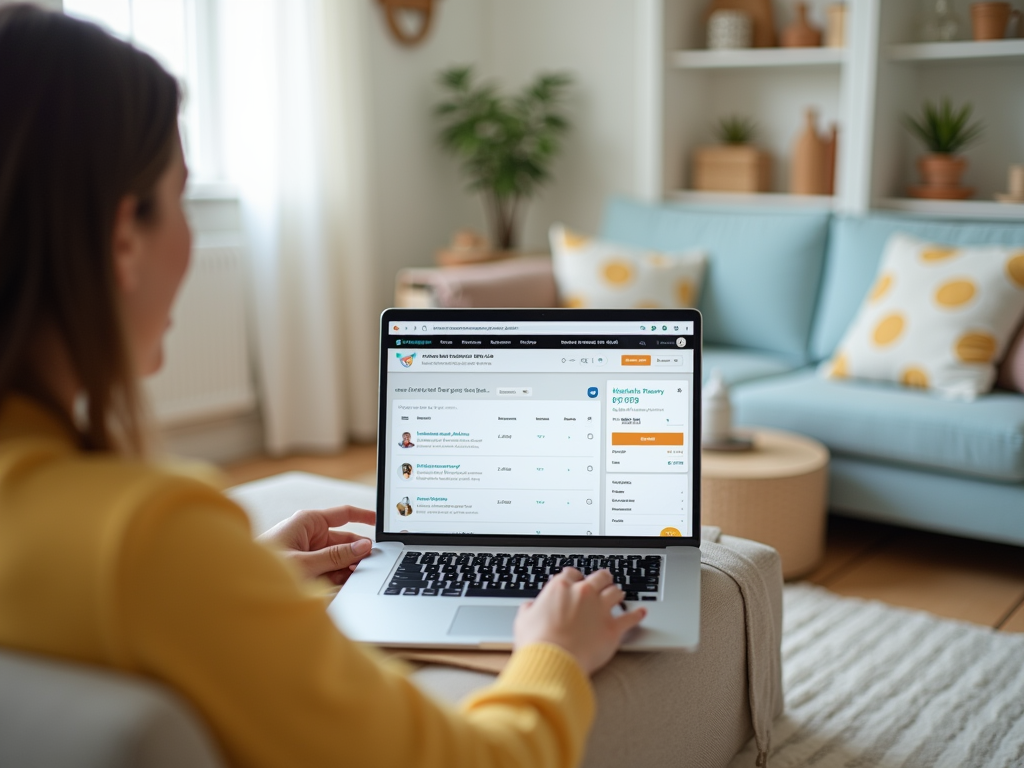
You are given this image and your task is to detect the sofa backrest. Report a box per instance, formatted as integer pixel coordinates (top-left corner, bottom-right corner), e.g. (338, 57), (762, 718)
(601, 197), (830, 362)
(810, 214), (1024, 362)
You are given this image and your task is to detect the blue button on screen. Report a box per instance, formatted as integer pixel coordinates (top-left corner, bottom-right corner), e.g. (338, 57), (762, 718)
(587, 387), (599, 398)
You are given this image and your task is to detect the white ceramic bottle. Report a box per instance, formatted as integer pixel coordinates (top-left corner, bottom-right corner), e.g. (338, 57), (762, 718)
(702, 369), (733, 446)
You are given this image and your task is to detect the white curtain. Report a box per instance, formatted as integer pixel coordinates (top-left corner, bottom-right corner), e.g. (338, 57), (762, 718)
(219, 0), (379, 454)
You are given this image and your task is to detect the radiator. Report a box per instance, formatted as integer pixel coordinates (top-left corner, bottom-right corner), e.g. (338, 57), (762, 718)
(145, 242), (257, 426)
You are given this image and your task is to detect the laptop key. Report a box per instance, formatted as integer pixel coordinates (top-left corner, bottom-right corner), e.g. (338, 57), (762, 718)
(641, 595), (657, 601)
(384, 588), (402, 595)
(624, 591), (639, 601)
(401, 588), (420, 596)
(421, 589), (439, 596)
(441, 588), (464, 597)
(465, 588), (538, 598)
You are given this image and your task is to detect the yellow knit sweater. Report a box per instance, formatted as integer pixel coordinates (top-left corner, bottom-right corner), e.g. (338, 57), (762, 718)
(0, 396), (594, 767)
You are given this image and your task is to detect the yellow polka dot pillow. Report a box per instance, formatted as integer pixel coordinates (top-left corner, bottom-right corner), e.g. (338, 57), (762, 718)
(823, 232), (1024, 399)
(549, 224), (706, 309)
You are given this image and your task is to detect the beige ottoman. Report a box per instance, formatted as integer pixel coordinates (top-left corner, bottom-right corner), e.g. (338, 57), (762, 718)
(701, 428), (829, 579)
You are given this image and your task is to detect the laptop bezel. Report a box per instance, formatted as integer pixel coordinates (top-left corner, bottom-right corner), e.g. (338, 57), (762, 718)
(376, 308), (702, 549)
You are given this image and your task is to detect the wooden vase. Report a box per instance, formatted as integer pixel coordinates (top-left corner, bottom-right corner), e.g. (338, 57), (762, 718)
(782, 1), (823, 47)
(790, 110), (827, 195)
(971, 2), (1017, 40)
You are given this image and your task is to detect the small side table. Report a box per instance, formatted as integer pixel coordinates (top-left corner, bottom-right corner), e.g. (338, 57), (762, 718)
(701, 428), (829, 579)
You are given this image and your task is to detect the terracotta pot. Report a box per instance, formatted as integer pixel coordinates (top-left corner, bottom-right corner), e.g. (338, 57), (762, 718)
(918, 154), (967, 187)
(782, 2), (823, 47)
(971, 2), (1018, 40)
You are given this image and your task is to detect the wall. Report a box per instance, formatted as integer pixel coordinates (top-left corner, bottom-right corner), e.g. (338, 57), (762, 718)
(361, 0), (489, 313)
(362, 0), (647, 274)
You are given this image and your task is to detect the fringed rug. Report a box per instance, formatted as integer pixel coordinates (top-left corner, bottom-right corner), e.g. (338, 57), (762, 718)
(729, 583), (1024, 768)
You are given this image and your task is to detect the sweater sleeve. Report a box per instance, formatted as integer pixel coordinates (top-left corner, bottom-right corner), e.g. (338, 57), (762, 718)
(115, 496), (595, 768)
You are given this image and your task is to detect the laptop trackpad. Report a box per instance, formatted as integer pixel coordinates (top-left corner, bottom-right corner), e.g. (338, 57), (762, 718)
(448, 606), (518, 637)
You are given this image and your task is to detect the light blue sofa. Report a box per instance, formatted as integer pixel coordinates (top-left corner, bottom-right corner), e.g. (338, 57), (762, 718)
(601, 198), (1024, 547)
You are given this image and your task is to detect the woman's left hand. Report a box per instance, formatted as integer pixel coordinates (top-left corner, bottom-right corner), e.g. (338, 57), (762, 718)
(257, 506), (376, 586)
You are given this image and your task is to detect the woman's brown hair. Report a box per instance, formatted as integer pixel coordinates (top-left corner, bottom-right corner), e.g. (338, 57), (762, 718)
(0, 4), (180, 453)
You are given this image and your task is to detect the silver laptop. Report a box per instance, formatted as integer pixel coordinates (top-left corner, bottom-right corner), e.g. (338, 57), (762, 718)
(329, 309), (702, 650)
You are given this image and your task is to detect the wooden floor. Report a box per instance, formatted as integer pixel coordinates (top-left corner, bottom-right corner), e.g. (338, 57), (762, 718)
(224, 446), (1024, 633)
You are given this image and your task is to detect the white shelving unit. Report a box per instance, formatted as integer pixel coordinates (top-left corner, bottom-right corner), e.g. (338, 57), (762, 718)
(643, 0), (1024, 220)
(671, 46), (845, 69)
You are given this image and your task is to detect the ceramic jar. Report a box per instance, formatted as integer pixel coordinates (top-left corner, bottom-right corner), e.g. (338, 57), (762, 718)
(708, 9), (753, 50)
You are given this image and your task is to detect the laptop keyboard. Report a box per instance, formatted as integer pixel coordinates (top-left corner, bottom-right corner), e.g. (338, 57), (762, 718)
(383, 552), (662, 601)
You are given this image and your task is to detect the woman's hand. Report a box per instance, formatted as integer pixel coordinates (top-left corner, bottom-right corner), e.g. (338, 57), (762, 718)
(513, 568), (647, 675)
(257, 506), (376, 586)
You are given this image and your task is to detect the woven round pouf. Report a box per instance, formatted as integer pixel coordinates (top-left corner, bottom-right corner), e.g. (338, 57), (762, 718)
(701, 428), (829, 579)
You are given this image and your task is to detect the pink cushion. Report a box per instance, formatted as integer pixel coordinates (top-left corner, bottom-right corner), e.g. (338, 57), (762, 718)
(997, 319), (1024, 393)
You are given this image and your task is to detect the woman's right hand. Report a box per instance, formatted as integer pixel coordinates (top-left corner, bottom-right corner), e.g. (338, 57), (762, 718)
(513, 568), (646, 675)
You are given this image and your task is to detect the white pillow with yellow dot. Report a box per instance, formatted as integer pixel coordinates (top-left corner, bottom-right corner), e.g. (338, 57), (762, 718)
(822, 232), (1024, 399)
(549, 224), (706, 310)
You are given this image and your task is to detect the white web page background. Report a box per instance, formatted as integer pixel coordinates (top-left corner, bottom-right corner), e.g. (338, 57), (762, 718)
(383, 349), (694, 538)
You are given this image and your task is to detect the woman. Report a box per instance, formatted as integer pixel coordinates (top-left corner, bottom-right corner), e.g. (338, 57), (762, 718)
(0, 7), (645, 768)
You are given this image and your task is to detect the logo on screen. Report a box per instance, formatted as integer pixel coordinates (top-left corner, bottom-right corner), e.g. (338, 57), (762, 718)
(397, 352), (416, 368)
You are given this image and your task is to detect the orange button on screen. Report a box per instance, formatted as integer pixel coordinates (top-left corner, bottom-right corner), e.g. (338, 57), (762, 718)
(621, 355), (651, 366)
(611, 432), (685, 446)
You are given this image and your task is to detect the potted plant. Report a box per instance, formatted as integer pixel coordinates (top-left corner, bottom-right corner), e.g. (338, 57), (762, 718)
(693, 115), (773, 193)
(434, 66), (572, 252)
(904, 98), (984, 199)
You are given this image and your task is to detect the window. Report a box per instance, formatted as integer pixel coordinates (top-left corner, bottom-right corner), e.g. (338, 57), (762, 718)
(64, 0), (223, 185)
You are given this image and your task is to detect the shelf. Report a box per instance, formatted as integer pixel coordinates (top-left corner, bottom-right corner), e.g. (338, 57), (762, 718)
(670, 47), (845, 70)
(878, 198), (1024, 221)
(889, 39), (1024, 63)
(668, 190), (837, 209)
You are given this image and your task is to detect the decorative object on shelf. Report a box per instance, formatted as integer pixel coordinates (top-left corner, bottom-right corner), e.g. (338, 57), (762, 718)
(435, 66), (572, 251)
(702, 370), (754, 451)
(921, 0), (962, 41)
(790, 109), (828, 195)
(693, 115), (773, 193)
(823, 123), (839, 196)
(704, 0), (777, 47)
(904, 98), (984, 200)
(782, 2), (822, 47)
(826, 3), (847, 47)
(707, 9), (754, 49)
(995, 164), (1024, 203)
(435, 229), (499, 267)
(376, 0), (440, 47)
(971, 2), (1021, 40)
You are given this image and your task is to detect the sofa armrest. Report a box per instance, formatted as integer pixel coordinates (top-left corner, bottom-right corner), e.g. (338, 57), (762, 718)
(0, 648), (224, 768)
(395, 255), (557, 308)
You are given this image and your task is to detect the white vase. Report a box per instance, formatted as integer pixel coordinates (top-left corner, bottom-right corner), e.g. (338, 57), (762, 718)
(708, 10), (754, 50)
(702, 369), (733, 445)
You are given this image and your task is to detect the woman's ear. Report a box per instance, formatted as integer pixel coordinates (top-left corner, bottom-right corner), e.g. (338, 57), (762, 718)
(111, 195), (143, 293)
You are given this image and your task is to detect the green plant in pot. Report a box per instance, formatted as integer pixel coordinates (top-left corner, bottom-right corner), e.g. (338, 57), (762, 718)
(904, 98), (984, 199)
(435, 66), (572, 252)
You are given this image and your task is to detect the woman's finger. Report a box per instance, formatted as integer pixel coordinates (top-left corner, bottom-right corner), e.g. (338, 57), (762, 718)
(599, 582), (625, 608)
(296, 538), (372, 579)
(614, 606), (647, 635)
(558, 567), (584, 583)
(305, 505), (377, 528)
(582, 568), (614, 593)
(325, 530), (372, 547)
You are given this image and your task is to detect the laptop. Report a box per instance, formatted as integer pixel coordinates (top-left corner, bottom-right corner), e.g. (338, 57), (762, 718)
(329, 308), (702, 650)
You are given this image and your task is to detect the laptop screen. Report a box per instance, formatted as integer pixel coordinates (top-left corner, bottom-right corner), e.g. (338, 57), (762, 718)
(378, 310), (700, 543)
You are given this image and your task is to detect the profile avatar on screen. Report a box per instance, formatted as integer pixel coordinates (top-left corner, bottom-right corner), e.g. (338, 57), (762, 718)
(396, 497), (413, 516)
(398, 432), (414, 449)
(400, 463), (412, 480)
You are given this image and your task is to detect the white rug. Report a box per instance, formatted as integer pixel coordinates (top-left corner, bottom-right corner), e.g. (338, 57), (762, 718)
(729, 583), (1024, 768)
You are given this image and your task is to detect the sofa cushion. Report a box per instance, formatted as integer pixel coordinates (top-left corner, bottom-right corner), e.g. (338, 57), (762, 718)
(732, 369), (1024, 482)
(822, 233), (1024, 399)
(549, 224), (707, 309)
(600, 197), (830, 361)
(811, 215), (1024, 362)
(704, 345), (800, 386)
